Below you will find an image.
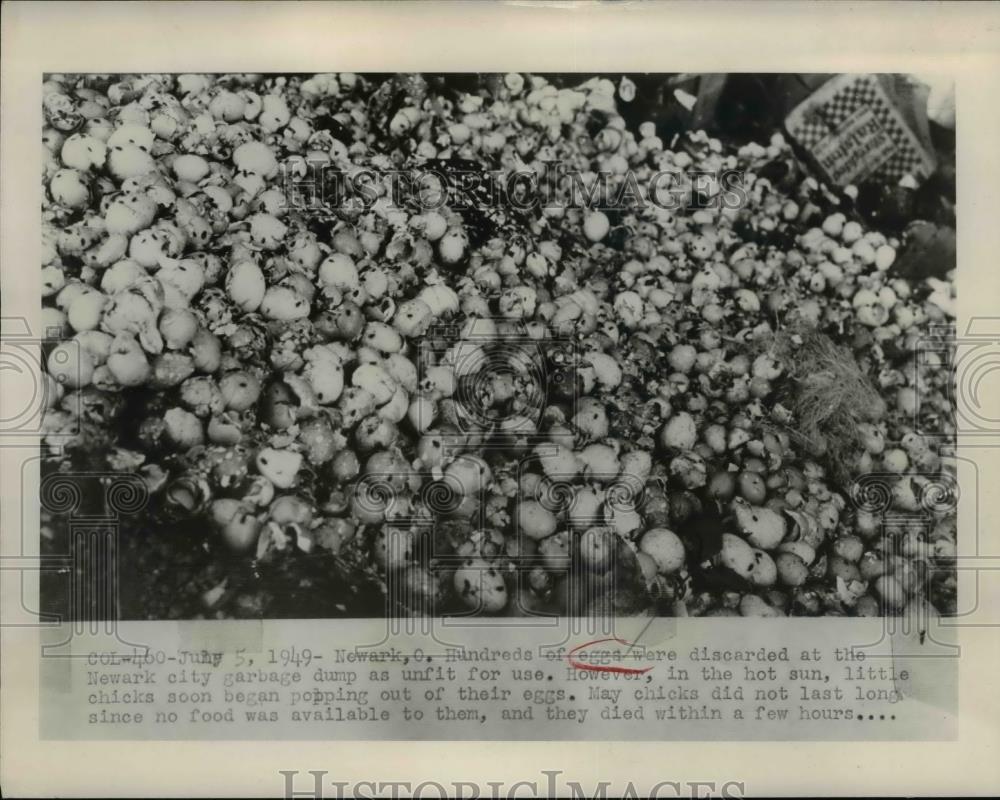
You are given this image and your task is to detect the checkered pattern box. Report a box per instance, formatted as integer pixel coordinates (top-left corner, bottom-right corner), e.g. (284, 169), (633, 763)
(785, 74), (937, 187)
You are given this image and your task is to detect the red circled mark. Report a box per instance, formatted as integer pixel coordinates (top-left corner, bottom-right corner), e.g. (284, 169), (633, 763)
(567, 637), (654, 675)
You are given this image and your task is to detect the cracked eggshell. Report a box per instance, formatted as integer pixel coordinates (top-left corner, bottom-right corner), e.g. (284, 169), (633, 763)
(407, 395), (438, 433)
(414, 430), (446, 469)
(50, 168), (90, 208)
(74, 330), (113, 366)
(163, 406), (204, 448)
(318, 301), (364, 342)
(538, 531), (571, 572)
(777, 540), (816, 566)
(783, 508), (825, 549)
(56, 281), (89, 312)
(151, 352), (196, 388)
(254, 189), (289, 219)
(303, 356), (344, 405)
(67, 290), (108, 332)
(360, 267), (389, 300)
(377, 385), (410, 423)
(337, 387), (376, 427)
(775, 551), (809, 586)
(108, 144), (157, 180)
(362, 321), (403, 354)
(128, 230), (165, 268)
(259, 94), (291, 132)
(412, 211), (448, 242)
(232, 140), (279, 179)
(534, 442), (581, 481)
(446, 340), (485, 378)
(517, 499), (558, 540)
(371, 526), (417, 568)
(583, 350), (622, 391)
(718, 532), (756, 578)
(577, 443), (620, 481)
(225, 261), (266, 311)
(454, 558), (508, 613)
(172, 153), (211, 183)
(255, 447), (302, 489)
(566, 485), (604, 531)
(179, 375), (225, 417)
(82, 233), (129, 270)
(107, 123), (155, 152)
(732, 499), (786, 550)
(660, 411), (698, 450)
(219, 371), (262, 411)
(209, 90), (246, 122)
(439, 229), (469, 266)
(639, 528), (686, 574)
(445, 454), (492, 496)
(418, 284), (460, 317)
(58, 225), (103, 257)
(211, 499), (261, 554)
(249, 213), (288, 250)
(207, 412), (244, 446)
(571, 398), (609, 440)
(739, 594), (784, 617)
(382, 353), (418, 393)
(157, 259), (205, 309)
(353, 414), (399, 452)
(604, 502), (643, 537)
(60, 133), (107, 170)
(351, 363), (396, 405)
(392, 299), (434, 338)
(421, 365), (456, 399)
(499, 286), (537, 319)
(318, 253), (359, 290)
(613, 291), (644, 328)
(158, 308), (199, 350)
(41, 265), (66, 298)
(100, 290), (163, 353)
(260, 285), (310, 321)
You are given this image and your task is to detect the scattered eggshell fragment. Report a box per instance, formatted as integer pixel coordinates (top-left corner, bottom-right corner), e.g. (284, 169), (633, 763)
(255, 448), (302, 489)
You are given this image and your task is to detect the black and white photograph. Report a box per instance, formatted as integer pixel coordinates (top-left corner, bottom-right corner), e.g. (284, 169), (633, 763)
(5, 2), (1000, 795)
(37, 70), (958, 621)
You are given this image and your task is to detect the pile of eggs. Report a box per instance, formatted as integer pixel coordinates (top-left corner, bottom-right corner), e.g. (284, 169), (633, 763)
(39, 73), (956, 618)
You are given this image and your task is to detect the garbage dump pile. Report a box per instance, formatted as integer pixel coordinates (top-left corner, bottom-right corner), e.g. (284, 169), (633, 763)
(39, 73), (957, 619)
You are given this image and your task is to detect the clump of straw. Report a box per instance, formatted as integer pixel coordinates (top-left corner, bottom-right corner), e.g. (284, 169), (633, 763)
(760, 325), (887, 483)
